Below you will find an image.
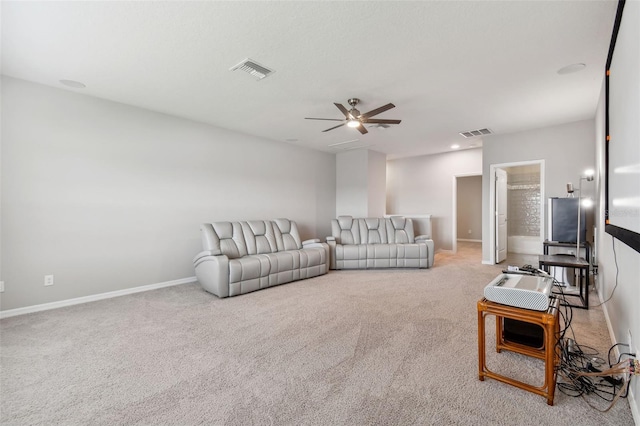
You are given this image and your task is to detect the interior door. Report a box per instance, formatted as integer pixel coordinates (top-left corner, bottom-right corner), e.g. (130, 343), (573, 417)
(495, 168), (508, 263)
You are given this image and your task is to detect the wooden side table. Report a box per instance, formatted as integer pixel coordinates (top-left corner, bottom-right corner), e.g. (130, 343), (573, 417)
(477, 297), (560, 405)
(538, 254), (590, 309)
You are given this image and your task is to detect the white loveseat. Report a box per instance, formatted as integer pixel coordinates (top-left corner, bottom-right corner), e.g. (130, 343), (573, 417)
(193, 219), (329, 297)
(326, 216), (434, 269)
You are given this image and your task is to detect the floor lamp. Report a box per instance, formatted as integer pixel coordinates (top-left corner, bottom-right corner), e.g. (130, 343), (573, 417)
(575, 170), (594, 260)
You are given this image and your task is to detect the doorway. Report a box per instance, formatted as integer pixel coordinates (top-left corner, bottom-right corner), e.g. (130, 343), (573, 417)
(452, 173), (482, 254)
(489, 160), (545, 264)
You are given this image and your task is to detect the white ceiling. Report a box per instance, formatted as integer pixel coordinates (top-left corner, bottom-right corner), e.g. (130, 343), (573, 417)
(1, 1), (618, 159)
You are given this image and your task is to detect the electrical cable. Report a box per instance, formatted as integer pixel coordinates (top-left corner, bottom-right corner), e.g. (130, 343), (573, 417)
(591, 237), (619, 307)
(508, 262), (634, 411)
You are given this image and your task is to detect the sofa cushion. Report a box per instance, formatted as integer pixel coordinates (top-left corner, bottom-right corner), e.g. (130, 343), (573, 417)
(386, 216), (415, 243)
(201, 222), (247, 259)
(333, 215), (361, 244)
(242, 221), (277, 255)
(360, 218), (388, 244)
(228, 255), (270, 282)
(273, 218), (303, 251)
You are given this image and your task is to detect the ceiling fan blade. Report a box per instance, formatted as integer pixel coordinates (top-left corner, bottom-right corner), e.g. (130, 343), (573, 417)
(334, 103), (352, 119)
(305, 117), (346, 121)
(361, 118), (401, 124)
(322, 122), (347, 132)
(356, 123), (368, 135)
(360, 103), (395, 119)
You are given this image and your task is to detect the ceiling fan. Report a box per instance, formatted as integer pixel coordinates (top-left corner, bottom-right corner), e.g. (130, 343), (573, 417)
(305, 98), (401, 135)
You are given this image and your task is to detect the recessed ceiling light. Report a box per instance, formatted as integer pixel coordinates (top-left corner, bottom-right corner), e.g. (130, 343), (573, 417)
(557, 63), (586, 75)
(451, 144), (460, 150)
(59, 79), (86, 89)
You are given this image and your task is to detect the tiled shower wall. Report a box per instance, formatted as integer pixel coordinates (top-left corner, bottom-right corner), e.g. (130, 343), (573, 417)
(507, 172), (540, 236)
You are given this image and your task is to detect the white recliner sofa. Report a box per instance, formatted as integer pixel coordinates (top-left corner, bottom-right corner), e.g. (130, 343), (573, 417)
(193, 219), (329, 297)
(326, 216), (434, 269)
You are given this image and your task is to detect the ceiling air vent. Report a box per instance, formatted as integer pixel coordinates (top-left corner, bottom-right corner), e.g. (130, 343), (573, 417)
(459, 128), (493, 138)
(229, 58), (275, 80)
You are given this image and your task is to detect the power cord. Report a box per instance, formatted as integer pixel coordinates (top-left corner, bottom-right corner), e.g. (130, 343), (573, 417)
(591, 237), (620, 307)
(556, 338), (637, 412)
(502, 262), (636, 411)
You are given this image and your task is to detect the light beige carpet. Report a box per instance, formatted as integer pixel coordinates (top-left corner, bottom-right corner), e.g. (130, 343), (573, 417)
(0, 243), (634, 425)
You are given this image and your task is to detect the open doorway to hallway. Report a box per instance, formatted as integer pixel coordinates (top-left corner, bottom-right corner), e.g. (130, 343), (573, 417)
(453, 174), (482, 254)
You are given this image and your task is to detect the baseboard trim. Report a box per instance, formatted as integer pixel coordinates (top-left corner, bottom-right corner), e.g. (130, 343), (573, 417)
(0, 277), (196, 319)
(457, 239), (481, 243)
(482, 260), (494, 265)
(599, 290), (639, 425)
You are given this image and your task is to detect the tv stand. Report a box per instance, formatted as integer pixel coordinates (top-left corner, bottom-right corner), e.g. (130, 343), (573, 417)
(543, 240), (591, 265)
(538, 254), (589, 309)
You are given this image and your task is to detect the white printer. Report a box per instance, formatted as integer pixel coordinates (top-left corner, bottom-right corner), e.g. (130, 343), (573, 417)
(484, 273), (554, 311)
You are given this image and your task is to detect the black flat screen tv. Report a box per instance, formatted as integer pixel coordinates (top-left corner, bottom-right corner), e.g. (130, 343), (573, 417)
(548, 198), (586, 243)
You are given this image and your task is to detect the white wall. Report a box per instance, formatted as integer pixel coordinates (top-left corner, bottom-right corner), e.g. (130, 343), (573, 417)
(481, 120), (596, 263)
(336, 149), (386, 217)
(0, 77), (336, 311)
(457, 176), (482, 240)
(386, 148), (482, 251)
(336, 150), (368, 217)
(367, 150), (387, 217)
(595, 1), (640, 418)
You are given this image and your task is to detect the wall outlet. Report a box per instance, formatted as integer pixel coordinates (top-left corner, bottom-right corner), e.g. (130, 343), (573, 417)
(468, 229), (472, 234)
(44, 275), (54, 286)
(0, 281), (4, 293)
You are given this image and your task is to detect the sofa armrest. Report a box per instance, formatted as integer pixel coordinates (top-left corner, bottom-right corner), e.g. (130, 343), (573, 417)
(303, 242), (325, 249)
(325, 237), (337, 269)
(192, 249), (222, 263)
(302, 238), (320, 245)
(414, 236), (435, 268)
(193, 252), (230, 298)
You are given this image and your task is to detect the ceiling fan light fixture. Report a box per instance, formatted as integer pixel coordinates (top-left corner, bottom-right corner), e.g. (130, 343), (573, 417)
(347, 120), (360, 128)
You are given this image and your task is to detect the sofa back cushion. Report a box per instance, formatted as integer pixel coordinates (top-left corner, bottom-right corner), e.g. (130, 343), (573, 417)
(359, 218), (388, 244)
(273, 218), (303, 251)
(332, 216), (361, 244)
(201, 222), (248, 259)
(241, 221), (278, 255)
(386, 216), (415, 243)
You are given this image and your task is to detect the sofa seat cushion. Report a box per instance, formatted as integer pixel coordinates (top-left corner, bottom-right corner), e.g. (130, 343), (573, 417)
(229, 255), (271, 282)
(297, 247), (326, 266)
(334, 242), (428, 269)
(227, 247), (329, 296)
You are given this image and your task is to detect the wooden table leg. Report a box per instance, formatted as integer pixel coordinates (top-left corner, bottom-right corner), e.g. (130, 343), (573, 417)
(545, 320), (555, 405)
(478, 303), (485, 381)
(477, 297), (559, 405)
(496, 315), (503, 353)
